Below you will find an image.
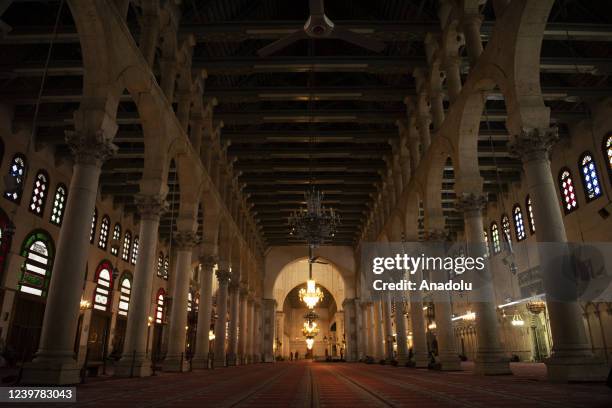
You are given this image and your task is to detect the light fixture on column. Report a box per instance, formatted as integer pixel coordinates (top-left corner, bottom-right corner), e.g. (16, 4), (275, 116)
(511, 313), (525, 327)
(208, 330), (216, 341)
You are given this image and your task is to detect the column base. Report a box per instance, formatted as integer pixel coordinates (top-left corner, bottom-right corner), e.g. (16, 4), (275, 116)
(474, 351), (512, 375)
(263, 354), (275, 363)
(191, 356), (211, 369)
(21, 360), (81, 385)
(396, 354), (409, 366)
(545, 355), (608, 382)
(213, 356), (226, 367)
(414, 352), (430, 368)
(162, 355), (190, 372)
(226, 353), (237, 366)
(114, 355), (152, 377)
(437, 352), (462, 371)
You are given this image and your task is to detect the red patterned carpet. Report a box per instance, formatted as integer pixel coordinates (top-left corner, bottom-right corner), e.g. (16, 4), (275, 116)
(2, 361), (611, 407)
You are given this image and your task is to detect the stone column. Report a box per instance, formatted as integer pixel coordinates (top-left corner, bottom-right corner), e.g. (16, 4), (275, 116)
(163, 231), (198, 372)
(226, 283), (240, 365)
(409, 272), (430, 368)
(428, 230), (461, 371)
(509, 128), (607, 382)
(139, 13), (160, 66)
(192, 257), (215, 369)
(262, 299), (276, 362)
(246, 294), (255, 363)
(382, 295), (394, 361)
(237, 286), (248, 364)
(444, 56), (462, 103)
(394, 301), (409, 366)
(254, 300), (262, 362)
(373, 301), (384, 360)
(461, 15), (484, 66)
(213, 267), (231, 367)
(114, 193), (167, 377)
(160, 56), (178, 101)
(355, 299), (365, 360)
(22, 127), (117, 385)
(342, 299), (357, 362)
(457, 193), (511, 375)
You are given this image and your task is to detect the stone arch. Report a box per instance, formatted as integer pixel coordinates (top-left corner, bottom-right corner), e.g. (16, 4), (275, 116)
(272, 258), (346, 312)
(404, 187), (424, 241)
(264, 246), (356, 299)
(387, 211), (404, 241)
(500, 0), (555, 134)
(422, 140), (454, 231)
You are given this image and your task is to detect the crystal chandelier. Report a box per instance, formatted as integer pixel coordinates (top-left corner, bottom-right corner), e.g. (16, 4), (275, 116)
(303, 311), (319, 350)
(288, 187), (339, 246)
(299, 278), (324, 309)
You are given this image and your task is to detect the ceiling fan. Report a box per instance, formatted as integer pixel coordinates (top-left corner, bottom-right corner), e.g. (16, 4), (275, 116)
(310, 256), (329, 265)
(257, 0), (386, 57)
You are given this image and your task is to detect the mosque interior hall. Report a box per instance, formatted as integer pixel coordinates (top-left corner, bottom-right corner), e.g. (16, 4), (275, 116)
(0, 0), (612, 406)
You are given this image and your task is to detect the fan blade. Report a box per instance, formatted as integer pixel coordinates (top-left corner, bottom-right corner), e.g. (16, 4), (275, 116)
(331, 26), (386, 53)
(309, 0), (325, 15)
(257, 30), (307, 57)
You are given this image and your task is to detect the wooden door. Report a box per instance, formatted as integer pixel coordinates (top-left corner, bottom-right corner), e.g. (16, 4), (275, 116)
(8, 295), (45, 362)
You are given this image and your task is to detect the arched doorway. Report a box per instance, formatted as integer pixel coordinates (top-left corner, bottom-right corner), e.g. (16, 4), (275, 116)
(271, 257), (347, 361)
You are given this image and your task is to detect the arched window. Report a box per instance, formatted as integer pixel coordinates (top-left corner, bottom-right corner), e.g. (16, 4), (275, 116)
(559, 168), (578, 214)
(0, 208), (14, 279)
(526, 195), (535, 234)
(122, 231), (131, 261)
(187, 291), (193, 312)
(111, 223), (121, 256)
(155, 288), (166, 324)
(513, 205), (526, 241)
(163, 256), (169, 280)
(579, 152), (602, 201)
(131, 236), (139, 265)
(605, 134), (612, 183)
(28, 170), (49, 216)
(157, 252), (164, 277)
(4, 153), (27, 203)
(501, 215), (511, 242)
(483, 230), (490, 258)
(93, 260), (113, 312)
(49, 184), (67, 226)
(98, 215), (110, 250)
(90, 208), (98, 244)
(18, 230), (54, 297)
(118, 272), (132, 317)
(490, 223), (501, 254)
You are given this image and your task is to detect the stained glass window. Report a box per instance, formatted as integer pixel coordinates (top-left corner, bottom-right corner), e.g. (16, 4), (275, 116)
(579, 152), (602, 201)
(4, 154), (27, 203)
(90, 208), (98, 244)
(513, 205), (526, 241)
(98, 215), (110, 250)
(28, 170), (49, 216)
(111, 223), (121, 256)
(559, 168), (578, 214)
(131, 236), (139, 265)
(490, 223), (501, 254)
(118, 273), (132, 316)
(526, 195), (535, 234)
(155, 288), (166, 324)
(605, 134), (612, 183)
(157, 252), (164, 277)
(163, 256), (169, 280)
(93, 260), (113, 311)
(122, 231), (131, 261)
(50, 184), (67, 226)
(187, 291), (193, 312)
(501, 215), (511, 242)
(483, 230), (490, 258)
(19, 230), (54, 297)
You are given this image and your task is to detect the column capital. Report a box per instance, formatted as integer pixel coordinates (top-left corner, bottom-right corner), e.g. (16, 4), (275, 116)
(66, 130), (118, 166)
(216, 269), (231, 285)
(461, 13), (484, 28)
(199, 255), (217, 271)
(455, 192), (487, 216)
(134, 193), (168, 221)
(508, 127), (559, 163)
(426, 228), (449, 242)
(173, 230), (199, 250)
(239, 285), (249, 298)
